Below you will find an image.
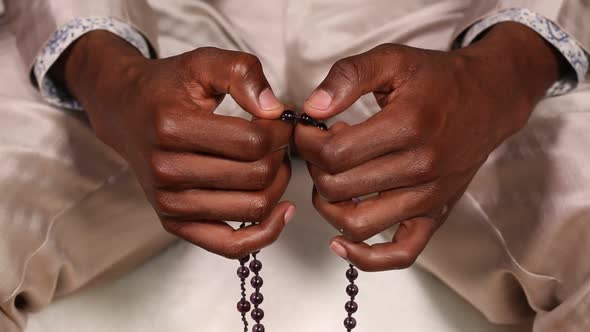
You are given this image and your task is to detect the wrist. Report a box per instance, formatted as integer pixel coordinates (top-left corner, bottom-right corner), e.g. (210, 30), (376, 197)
(455, 22), (565, 130)
(51, 30), (148, 109)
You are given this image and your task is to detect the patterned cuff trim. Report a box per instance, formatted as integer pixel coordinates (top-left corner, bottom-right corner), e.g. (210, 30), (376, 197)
(461, 8), (589, 97)
(34, 17), (151, 110)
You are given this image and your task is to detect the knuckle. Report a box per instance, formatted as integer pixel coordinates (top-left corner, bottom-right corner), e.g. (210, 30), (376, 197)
(250, 159), (275, 189)
(404, 112), (429, 139)
(223, 242), (248, 260)
(371, 43), (406, 59)
(397, 249), (419, 269)
(161, 221), (176, 236)
(233, 53), (263, 80)
(426, 178), (444, 197)
(160, 219), (184, 237)
(407, 109), (442, 142)
(413, 149), (440, 180)
(340, 214), (371, 242)
(247, 195), (272, 222)
(194, 46), (220, 58)
(153, 191), (183, 217)
(372, 43), (394, 53)
(149, 153), (175, 186)
(314, 173), (343, 202)
(355, 263), (374, 273)
(331, 57), (361, 87)
(318, 141), (349, 173)
(244, 128), (269, 161)
(152, 111), (179, 146)
(188, 47), (223, 66)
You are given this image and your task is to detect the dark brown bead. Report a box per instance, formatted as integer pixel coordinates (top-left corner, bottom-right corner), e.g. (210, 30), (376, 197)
(280, 110), (297, 122)
(237, 300), (251, 313)
(253, 323), (265, 332)
(237, 266), (250, 279)
(250, 292), (264, 305)
(238, 255), (250, 264)
(14, 295), (27, 310)
(251, 276), (264, 289)
(345, 300), (358, 314)
(317, 122), (328, 130)
(346, 267), (358, 281)
(344, 317), (357, 329)
(251, 308), (265, 321)
(299, 113), (315, 126)
(346, 284), (359, 297)
(249, 260), (262, 273)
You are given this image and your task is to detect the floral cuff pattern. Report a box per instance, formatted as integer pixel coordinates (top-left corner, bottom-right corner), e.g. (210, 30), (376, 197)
(461, 8), (589, 97)
(33, 17), (151, 110)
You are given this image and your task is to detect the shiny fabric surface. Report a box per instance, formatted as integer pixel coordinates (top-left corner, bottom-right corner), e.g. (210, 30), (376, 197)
(1, 0), (590, 331)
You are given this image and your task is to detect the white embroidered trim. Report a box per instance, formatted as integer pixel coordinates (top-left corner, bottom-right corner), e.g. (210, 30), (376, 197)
(33, 17), (151, 110)
(462, 8), (589, 97)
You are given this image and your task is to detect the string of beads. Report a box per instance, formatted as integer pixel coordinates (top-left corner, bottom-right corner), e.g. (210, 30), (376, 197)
(236, 110), (358, 331)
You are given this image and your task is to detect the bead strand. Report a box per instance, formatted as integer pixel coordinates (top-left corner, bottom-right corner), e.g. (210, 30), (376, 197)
(232, 110), (327, 332)
(344, 264), (359, 331)
(280, 110), (327, 131)
(283, 109), (360, 332)
(250, 250), (265, 332)
(236, 223), (251, 332)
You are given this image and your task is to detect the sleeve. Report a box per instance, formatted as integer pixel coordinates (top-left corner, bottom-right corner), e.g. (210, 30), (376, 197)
(7, 0), (159, 69)
(452, 1), (590, 79)
(34, 18), (151, 109)
(460, 8), (588, 96)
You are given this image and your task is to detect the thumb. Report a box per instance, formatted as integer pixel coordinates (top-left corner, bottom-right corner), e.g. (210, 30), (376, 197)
(190, 48), (284, 119)
(304, 45), (404, 119)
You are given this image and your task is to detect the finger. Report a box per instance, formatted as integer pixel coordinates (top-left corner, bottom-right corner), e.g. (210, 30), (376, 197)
(309, 148), (437, 201)
(150, 149), (285, 191)
(154, 161), (291, 222)
(329, 217), (437, 271)
(162, 202), (296, 259)
(188, 47), (284, 119)
(329, 121), (350, 133)
(312, 180), (446, 242)
(295, 103), (427, 174)
(155, 114), (293, 162)
(303, 44), (412, 119)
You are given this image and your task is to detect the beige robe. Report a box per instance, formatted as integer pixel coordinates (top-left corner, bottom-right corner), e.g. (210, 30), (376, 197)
(1, 0), (589, 331)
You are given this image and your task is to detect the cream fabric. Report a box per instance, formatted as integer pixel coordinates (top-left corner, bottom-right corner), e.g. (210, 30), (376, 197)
(1, 0), (590, 331)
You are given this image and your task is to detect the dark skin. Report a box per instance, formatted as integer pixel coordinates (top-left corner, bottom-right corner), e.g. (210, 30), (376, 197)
(55, 22), (563, 270)
(296, 22), (564, 271)
(55, 31), (296, 260)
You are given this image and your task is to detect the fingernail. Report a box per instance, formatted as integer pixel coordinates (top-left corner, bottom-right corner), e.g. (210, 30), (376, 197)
(258, 88), (282, 111)
(306, 89), (333, 111)
(329, 241), (347, 259)
(284, 205), (296, 225)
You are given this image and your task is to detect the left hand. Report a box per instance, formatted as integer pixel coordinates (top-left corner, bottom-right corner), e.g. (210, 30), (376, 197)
(295, 23), (563, 271)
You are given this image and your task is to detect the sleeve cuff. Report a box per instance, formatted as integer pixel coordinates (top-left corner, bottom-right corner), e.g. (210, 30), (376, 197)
(33, 17), (152, 110)
(460, 8), (589, 97)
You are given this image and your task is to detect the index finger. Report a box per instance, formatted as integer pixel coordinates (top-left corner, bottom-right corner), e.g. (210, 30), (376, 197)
(157, 113), (294, 162)
(294, 104), (422, 174)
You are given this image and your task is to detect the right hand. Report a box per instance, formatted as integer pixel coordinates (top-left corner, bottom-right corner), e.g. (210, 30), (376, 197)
(57, 31), (296, 259)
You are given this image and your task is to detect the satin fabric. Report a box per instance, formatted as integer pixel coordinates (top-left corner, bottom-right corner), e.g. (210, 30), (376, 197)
(1, 0), (590, 331)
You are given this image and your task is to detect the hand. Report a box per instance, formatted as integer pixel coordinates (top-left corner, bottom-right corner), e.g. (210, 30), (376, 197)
(295, 23), (563, 271)
(57, 31), (296, 259)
